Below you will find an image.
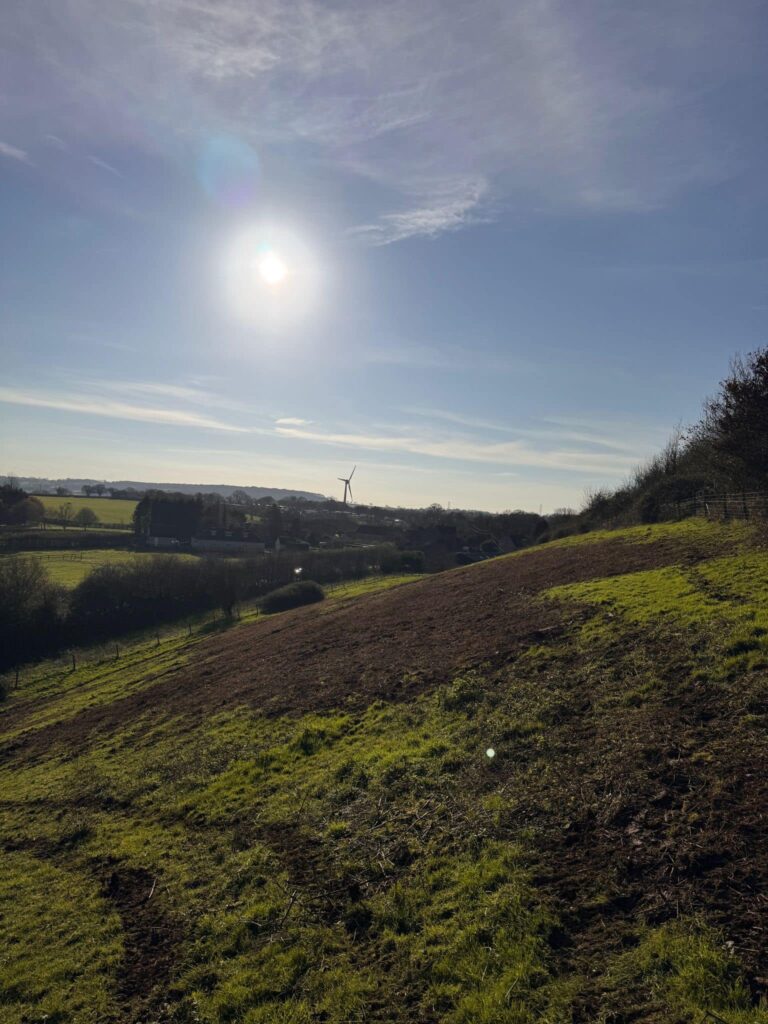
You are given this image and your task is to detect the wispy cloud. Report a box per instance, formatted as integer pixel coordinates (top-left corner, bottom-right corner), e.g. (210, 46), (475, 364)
(5, 0), (758, 240)
(0, 140), (31, 164)
(407, 407), (661, 454)
(404, 407), (519, 435)
(97, 380), (215, 403)
(351, 178), (488, 245)
(275, 417), (310, 426)
(0, 386), (247, 432)
(274, 422), (645, 476)
(88, 154), (123, 177)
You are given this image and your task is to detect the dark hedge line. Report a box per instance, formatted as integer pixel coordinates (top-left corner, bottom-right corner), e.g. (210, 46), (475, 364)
(0, 543), (413, 674)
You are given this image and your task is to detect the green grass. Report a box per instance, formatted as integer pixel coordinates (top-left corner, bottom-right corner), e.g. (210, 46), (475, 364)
(324, 573), (424, 601)
(2, 520), (767, 1023)
(34, 494), (138, 525)
(538, 516), (754, 552)
(0, 548), (197, 587)
(600, 922), (768, 1024)
(0, 853), (123, 1021)
(547, 549), (768, 675)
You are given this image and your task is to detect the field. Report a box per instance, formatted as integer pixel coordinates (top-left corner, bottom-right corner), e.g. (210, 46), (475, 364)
(33, 494), (138, 525)
(1, 548), (420, 591)
(2, 520), (768, 1023)
(0, 548), (199, 588)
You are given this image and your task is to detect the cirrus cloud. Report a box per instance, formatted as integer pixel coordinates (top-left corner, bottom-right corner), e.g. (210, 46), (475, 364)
(3, 0), (761, 241)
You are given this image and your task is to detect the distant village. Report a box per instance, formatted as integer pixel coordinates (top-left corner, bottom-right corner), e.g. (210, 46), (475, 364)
(132, 488), (566, 570)
(14, 475), (575, 569)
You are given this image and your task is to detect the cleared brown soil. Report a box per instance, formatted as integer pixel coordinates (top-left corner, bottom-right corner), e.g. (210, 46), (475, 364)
(3, 531), (726, 761)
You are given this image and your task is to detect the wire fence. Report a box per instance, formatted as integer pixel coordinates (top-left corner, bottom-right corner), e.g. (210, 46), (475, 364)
(659, 491), (768, 522)
(2, 573), (407, 693)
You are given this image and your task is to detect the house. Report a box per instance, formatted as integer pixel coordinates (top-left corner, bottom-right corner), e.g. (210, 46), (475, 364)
(191, 529), (266, 555)
(147, 535), (181, 550)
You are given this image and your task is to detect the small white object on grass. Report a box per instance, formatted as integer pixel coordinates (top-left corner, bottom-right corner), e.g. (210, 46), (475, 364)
(486, 747), (496, 759)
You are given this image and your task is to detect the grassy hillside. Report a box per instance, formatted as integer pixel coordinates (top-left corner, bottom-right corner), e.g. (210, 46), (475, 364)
(2, 521), (767, 1023)
(34, 494), (138, 525)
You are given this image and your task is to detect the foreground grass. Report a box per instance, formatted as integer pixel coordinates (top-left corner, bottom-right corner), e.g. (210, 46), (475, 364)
(1, 523), (767, 1023)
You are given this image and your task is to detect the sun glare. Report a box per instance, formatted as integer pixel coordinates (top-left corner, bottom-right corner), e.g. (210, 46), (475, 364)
(256, 251), (288, 286)
(222, 223), (324, 334)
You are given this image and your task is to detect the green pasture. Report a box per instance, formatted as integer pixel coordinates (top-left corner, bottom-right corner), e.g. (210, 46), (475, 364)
(1, 548), (195, 588)
(34, 494), (138, 525)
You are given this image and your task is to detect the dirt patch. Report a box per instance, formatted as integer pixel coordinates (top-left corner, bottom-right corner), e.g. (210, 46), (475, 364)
(99, 863), (182, 1010)
(3, 535), (722, 761)
(492, 629), (768, 1016)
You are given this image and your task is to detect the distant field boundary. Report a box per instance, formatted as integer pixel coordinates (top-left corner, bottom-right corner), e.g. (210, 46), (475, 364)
(0, 528), (135, 553)
(42, 517), (131, 531)
(660, 491), (768, 522)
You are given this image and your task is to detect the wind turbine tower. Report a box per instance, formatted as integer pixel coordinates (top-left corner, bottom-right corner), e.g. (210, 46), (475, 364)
(338, 466), (356, 506)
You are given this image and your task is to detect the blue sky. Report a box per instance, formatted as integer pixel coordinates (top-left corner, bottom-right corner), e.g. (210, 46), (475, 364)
(1, 0), (766, 511)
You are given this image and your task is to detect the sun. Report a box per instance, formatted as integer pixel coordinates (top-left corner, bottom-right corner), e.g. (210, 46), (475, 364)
(256, 250), (288, 286)
(222, 223), (323, 331)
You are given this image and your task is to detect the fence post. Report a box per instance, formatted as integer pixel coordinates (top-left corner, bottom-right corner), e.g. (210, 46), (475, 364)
(742, 491), (748, 519)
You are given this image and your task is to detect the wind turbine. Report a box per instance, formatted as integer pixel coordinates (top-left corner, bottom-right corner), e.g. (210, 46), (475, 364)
(338, 466), (356, 506)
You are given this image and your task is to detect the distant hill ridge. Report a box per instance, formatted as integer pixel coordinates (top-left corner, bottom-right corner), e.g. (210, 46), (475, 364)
(15, 476), (326, 502)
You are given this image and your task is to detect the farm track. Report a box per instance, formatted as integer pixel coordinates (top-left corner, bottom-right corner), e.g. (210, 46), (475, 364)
(2, 532), (729, 761)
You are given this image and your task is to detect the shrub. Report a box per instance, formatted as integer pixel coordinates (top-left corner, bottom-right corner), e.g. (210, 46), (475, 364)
(73, 507), (99, 528)
(261, 580), (325, 614)
(381, 550), (425, 574)
(638, 475), (711, 524)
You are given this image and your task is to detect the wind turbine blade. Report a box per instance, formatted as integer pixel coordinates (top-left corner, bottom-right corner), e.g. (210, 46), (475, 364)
(349, 465), (356, 480)
(337, 478), (346, 482)
(348, 485), (353, 502)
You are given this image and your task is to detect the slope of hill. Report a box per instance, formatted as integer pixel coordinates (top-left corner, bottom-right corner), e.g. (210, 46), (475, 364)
(2, 519), (768, 1023)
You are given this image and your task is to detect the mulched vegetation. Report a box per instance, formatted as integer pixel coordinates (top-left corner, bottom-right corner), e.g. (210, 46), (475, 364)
(3, 530), (733, 761)
(3, 521), (767, 1022)
(486, 624), (768, 1016)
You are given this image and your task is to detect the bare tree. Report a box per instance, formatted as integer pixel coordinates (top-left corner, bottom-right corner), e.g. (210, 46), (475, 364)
(56, 502), (74, 527)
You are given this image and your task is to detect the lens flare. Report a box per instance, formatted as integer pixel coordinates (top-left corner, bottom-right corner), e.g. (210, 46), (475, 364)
(198, 136), (260, 208)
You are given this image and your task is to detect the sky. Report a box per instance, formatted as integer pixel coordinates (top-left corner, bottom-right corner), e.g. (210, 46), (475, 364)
(1, 0), (766, 511)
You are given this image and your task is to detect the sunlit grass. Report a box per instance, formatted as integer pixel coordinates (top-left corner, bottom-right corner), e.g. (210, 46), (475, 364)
(2, 519), (767, 1022)
(0, 547), (197, 588)
(33, 494), (138, 525)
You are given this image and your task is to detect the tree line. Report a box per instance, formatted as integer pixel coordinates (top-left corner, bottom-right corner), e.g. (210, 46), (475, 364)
(0, 543), (414, 676)
(579, 347), (768, 529)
